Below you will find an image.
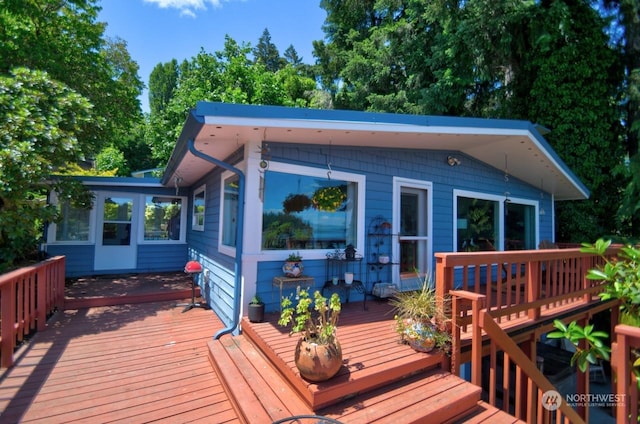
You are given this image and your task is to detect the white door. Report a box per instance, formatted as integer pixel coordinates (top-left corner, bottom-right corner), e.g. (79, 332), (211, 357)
(393, 178), (433, 291)
(94, 193), (137, 271)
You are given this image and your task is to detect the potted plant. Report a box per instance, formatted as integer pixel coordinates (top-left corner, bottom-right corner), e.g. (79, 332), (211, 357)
(278, 289), (343, 382)
(248, 294), (265, 323)
(389, 274), (451, 353)
(282, 251), (304, 277)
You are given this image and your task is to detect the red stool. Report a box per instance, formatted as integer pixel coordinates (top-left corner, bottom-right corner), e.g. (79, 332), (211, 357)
(177, 260), (208, 312)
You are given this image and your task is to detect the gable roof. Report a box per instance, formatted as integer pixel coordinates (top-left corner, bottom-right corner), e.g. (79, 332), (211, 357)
(162, 102), (589, 201)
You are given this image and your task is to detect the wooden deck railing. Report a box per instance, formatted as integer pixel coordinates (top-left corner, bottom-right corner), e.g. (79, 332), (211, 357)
(0, 256), (65, 368)
(438, 247), (623, 423)
(436, 248), (616, 322)
(611, 324), (640, 424)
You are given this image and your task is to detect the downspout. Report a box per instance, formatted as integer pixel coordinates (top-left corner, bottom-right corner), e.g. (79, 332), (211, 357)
(187, 139), (245, 340)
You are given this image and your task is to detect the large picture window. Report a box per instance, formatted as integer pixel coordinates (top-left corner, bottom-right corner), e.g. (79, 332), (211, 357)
(455, 191), (537, 252)
(262, 168), (360, 251)
(143, 196), (183, 241)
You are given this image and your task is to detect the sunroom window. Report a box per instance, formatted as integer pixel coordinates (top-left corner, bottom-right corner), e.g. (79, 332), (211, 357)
(262, 167), (360, 251)
(143, 196), (184, 241)
(53, 199), (91, 242)
(192, 185), (205, 231)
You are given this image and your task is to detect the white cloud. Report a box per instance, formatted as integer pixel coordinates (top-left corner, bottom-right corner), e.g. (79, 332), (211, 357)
(143, 0), (226, 18)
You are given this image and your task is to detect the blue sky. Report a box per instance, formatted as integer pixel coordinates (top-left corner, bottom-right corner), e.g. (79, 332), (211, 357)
(98, 0), (327, 111)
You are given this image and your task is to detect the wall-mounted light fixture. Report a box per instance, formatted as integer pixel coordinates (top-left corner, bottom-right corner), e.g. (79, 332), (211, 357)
(447, 156), (461, 166)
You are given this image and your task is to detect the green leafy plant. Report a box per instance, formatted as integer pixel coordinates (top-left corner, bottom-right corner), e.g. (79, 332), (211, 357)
(389, 274), (451, 353)
(286, 252), (303, 262)
(547, 319), (611, 372)
(581, 238), (640, 325)
(249, 295), (263, 305)
(278, 289), (341, 345)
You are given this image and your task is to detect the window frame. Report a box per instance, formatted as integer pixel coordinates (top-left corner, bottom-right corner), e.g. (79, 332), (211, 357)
(258, 162), (366, 261)
(139, 194), (187, 244)
(192, 184), (206, 231)
(47, 191), (96, 244)
(219, 170), (240, 257)
(453, 189), (538, 252)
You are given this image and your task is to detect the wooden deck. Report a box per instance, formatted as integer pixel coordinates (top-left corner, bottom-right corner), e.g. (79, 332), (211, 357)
(0, 273), (523, 424)
(0, 275), (238, 424)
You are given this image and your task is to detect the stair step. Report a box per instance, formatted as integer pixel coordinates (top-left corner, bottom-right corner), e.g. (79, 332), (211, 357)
(445, 400), (526, 423)
(208, 335), (313, 423)
(318, 368), (482, 424)
(209, 333), (486, 424)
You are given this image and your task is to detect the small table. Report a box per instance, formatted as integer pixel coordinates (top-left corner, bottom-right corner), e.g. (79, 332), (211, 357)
(272, 275), (315, 307)
(321, 279), (366, 309)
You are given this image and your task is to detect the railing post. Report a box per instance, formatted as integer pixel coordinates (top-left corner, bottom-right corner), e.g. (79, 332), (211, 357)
(526, 260), (540, 320)
(37, 266), (47, 331)
(1, 280), (16, 369)
(435, 254), (452, 314)
(471, 295), (486, 387)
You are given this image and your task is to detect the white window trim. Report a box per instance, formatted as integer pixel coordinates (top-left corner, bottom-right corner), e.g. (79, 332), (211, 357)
(453, 189), (539, 252)
(258, 161), (366, 261)
(192, 184), (206, 231)
(219, 170), (239, 257)
(392, 177), (434, 279)
(47, 191), (96, 245)
(138, 194), (188, 244)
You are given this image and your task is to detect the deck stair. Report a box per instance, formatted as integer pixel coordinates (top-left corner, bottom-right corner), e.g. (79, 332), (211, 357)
(208, 309), (524, 423)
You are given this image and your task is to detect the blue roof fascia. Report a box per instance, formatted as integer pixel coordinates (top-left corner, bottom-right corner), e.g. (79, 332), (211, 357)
(194, 101), (533, 132)
(160, 109), (205, 186)
(189, 102), (589, 198)
(52, 175), (162, 187)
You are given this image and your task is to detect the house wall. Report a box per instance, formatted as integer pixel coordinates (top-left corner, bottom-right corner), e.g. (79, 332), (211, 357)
(47, 184), (188, 277)
(188, 141), (554, 317)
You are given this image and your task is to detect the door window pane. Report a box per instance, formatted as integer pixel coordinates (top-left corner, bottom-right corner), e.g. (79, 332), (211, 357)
(505, 203), (536, 250)
(457, 197), (499, 251)
(102, 197), (132, 246)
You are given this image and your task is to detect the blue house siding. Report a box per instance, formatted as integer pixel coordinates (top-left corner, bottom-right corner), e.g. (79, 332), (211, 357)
(136, 244), (188, 273)
(247, 142), (553, 311)
(184, 147), (244, 327)
(47, 244), (95, 277)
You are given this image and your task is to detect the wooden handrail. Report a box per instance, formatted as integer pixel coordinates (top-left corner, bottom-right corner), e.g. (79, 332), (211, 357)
(611, 324), (640, 424)
(0, 256), (65, 368)
(479, 309), (585, 423)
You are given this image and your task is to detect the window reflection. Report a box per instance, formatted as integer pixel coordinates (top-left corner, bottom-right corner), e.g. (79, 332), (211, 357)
(262, 171), (357, 250)
(144, 196), (182, 241)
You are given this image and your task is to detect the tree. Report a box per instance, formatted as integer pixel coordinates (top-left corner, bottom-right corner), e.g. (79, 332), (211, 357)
(149, 59), (179, 115)
(314, 0), (627, 242)
(0, 0), (143, 268)
(0, 68), (94, 270)
(146, 36), (317, 165)
(253, 28), (282, 72)
(0, 0), (143, 155)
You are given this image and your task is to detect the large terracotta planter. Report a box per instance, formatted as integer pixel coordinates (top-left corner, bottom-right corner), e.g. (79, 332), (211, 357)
(294, 337), (342, 382)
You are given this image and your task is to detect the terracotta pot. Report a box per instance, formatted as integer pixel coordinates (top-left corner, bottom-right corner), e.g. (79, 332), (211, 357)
(294, 337), (342, 382)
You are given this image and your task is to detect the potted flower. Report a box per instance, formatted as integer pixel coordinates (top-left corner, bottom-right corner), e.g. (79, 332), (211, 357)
(389, 274), (451, 353)
(282, 252), (304, 278)
(248, 294), (265, 323)
(278, 289), (343, 382)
